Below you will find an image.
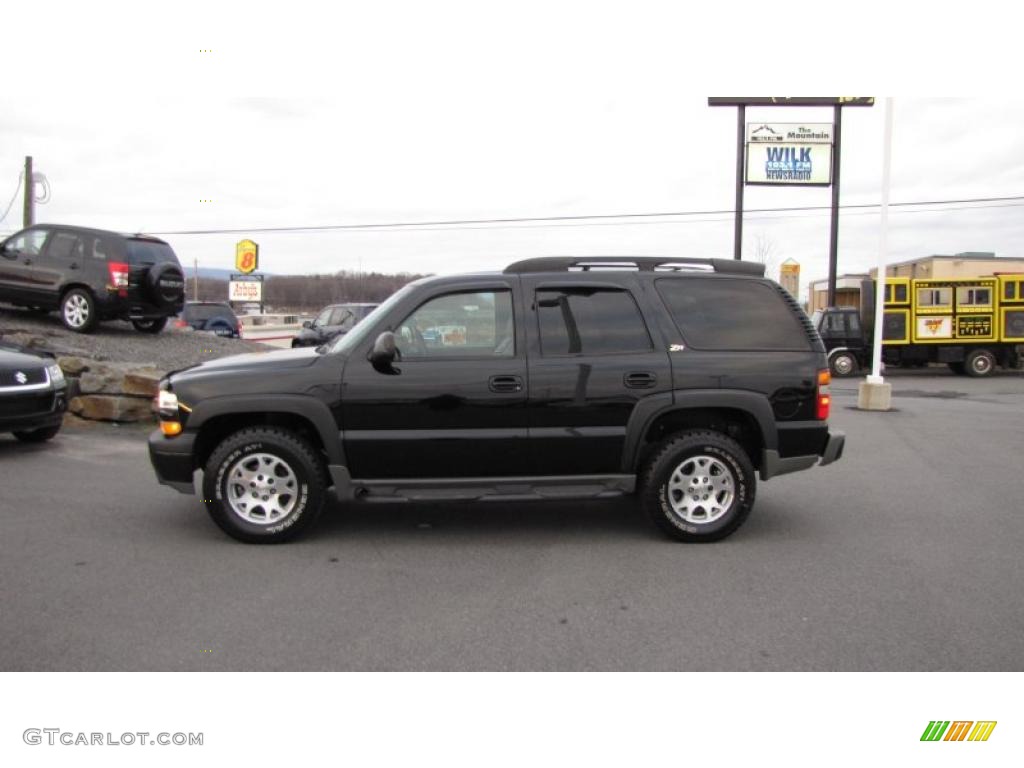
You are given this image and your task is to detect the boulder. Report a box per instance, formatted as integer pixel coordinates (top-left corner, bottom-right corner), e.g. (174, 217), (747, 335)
(122, 369), (163, 398)
(69, 395), (155, 423)
(56, 356), (92, 376)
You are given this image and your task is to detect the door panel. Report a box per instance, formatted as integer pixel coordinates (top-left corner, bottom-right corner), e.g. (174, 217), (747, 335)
(340, 285), (529, 479)
(522, 278), (671, 475)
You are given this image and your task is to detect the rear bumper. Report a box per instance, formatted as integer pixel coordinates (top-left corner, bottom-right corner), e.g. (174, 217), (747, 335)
(148, 429), (197, 494)
(760, 429), (845, 480)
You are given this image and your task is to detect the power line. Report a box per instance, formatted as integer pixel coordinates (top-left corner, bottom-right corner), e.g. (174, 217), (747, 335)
(0, 172), (23, 224)
(149, 194), (1024, 236)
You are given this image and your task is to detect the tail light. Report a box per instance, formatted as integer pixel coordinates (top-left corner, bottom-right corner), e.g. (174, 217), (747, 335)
(173, 318), (188, 328)
(107, 261), (130, 297)
(816, 369), (831, 420)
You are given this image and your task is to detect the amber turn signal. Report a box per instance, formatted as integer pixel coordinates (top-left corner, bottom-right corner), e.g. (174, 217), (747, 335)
(160, 420), (183, 436)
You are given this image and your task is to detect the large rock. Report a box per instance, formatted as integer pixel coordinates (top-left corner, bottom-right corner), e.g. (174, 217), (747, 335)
(69, 395), (154, 423)
(56, 356), (92, 376)
(75, 360), (162, 395)
(122, 369), (163, 397)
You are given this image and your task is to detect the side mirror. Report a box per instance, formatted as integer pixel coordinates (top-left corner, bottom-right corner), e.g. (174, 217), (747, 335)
(368, 331), (400, 374)
(302, 320), (312, 329)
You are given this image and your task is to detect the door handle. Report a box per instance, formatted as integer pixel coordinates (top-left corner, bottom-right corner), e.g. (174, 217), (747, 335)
(624, 371), (657, 388)
(23, 257), (32, 265)
(488, 375), (523, 393)
(69, 262), (79, 270)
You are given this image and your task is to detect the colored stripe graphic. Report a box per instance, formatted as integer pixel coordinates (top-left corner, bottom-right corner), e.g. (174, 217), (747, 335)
(921, 721), (949, 741)
(944, 721), (973, 741)
(967, 721), (997, 742)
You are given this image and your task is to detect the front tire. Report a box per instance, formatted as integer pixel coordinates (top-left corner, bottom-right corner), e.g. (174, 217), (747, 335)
(60, 288), (99, 333)
(13, 424), (62, 443)
(202, 427), (327, 543)
(964, 348), (996, 378)
(641, 430), (756, 542)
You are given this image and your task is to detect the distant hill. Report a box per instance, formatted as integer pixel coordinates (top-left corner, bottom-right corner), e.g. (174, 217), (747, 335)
(189, 267), (274, 280)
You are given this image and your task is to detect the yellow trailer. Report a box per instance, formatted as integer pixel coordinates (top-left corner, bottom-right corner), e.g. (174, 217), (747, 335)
(813, 275), (1024, 376)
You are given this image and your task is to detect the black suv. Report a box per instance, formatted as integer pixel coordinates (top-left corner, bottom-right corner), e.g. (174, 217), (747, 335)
(291, 302), (378, 348)
(149, 257), (844, 544)
(0, 224), (185, 333)
(0, 342), (69, 442)
(175, 302), (241, 338)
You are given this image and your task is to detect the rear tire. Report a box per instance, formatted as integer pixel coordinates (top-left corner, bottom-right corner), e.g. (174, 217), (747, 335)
(202, 427), (327, 544)
(829, 351), (858, 377)
(60, 288), (99, 333)
(132, 317), (168, 334)
(640, 430), (756, 542)
(964, 348), (996, 378)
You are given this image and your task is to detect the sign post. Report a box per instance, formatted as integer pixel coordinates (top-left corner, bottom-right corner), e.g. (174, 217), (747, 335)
(708, 98), (873, 304)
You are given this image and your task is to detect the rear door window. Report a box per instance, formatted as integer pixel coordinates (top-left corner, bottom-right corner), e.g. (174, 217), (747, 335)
(536, 287), (652, 356)
(46, 232), (80, 261)
(656, 277), (811, 351)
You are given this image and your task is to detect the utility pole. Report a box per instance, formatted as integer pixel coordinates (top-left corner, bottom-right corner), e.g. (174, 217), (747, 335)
(23, 156), (33, 227)
(193, 257), (200, 301)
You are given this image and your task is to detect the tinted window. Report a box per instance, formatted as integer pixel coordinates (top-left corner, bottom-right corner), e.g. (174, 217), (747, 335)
(186, 304), (234, 322)
(537, 287), (652, 356)
(329, 308), (355, 328)
(126, 239), (177, 265)
(1006, 282), (1015, 301)
(656, 277), (811, 351)
(397, 290), (514, 358)
(894, 283), (908, 303)
(47, 233), (79, 260)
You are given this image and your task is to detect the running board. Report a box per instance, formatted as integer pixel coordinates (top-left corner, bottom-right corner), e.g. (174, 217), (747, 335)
(348, 474), (636, 503)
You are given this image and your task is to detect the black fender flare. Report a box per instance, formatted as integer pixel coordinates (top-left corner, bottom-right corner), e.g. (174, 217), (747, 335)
(621, 389), (778, 472)
(185, 394), (345, 465)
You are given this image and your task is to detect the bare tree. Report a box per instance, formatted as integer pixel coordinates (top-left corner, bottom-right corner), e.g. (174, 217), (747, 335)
(751, 232), (780, 281)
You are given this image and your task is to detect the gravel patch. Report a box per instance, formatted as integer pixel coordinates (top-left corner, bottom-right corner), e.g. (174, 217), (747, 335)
(0, 303), (272, 371)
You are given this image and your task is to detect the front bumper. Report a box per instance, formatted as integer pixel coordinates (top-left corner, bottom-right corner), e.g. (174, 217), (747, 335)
(760, 429), (845, 480)
(148, 429), (197, 494)
(0, 387), (68, 433)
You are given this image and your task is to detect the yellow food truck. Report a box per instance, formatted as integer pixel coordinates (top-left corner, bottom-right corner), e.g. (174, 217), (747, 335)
(811, 274), (1024, 377)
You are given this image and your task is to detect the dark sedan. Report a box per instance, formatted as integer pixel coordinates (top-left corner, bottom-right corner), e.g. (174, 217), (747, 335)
(291, 302), (378, 348)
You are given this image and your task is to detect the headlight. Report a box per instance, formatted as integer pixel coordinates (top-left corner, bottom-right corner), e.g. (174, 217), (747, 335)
(47, 363), (65, 385)
(156, 390), (179, 413)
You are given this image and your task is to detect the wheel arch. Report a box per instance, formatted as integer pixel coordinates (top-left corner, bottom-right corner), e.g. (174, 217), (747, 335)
(186, 395), (343, 471)
(622, 390), (777, 474)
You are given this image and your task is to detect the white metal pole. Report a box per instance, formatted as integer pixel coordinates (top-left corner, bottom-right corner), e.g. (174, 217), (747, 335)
(868, 98), (894, 384)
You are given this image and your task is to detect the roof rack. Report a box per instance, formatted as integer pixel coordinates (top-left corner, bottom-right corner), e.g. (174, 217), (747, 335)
(503, 256), (765, 277)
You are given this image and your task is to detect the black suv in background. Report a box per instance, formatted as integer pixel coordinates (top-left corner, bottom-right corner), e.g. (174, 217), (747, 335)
(149, 257), (844, 544)
(0, 224), (185, 333)
(0, 342), (69, 443)
(291, 302), (378, 348)
(174, 302), (241, 338)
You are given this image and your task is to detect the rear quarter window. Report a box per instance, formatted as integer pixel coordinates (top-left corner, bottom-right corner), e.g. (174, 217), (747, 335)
(656, 277), (812, 351)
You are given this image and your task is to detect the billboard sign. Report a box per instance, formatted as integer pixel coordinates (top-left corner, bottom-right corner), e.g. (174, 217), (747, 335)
(235, 239), (259, 274)
(745, 123), (833, 186)
(229, 274), (263, 302)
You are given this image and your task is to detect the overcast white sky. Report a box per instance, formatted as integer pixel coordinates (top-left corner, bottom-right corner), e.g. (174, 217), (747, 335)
(3, 2), (1022, 302)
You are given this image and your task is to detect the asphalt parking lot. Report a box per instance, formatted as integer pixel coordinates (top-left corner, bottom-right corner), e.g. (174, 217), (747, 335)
(1, 369), (1022, 671)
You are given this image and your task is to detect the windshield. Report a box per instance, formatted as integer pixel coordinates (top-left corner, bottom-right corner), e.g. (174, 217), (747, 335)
(327, 284), (417, 354)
